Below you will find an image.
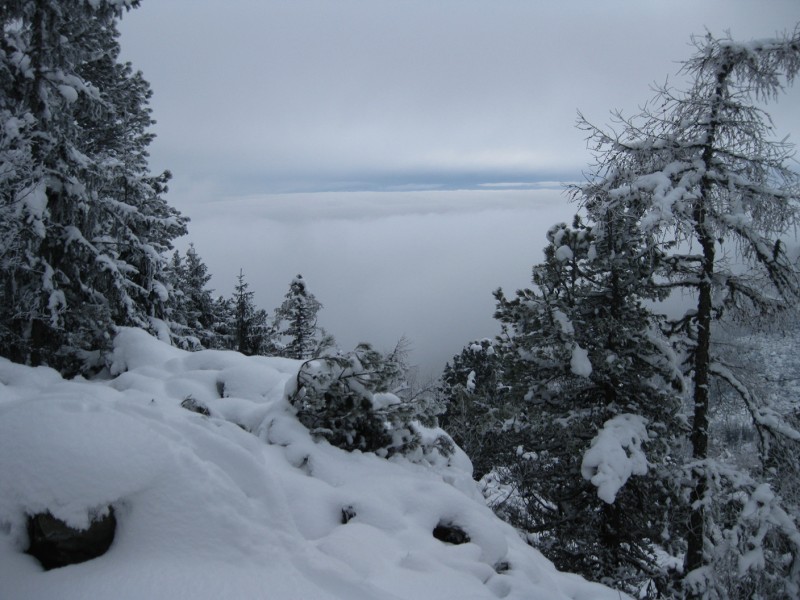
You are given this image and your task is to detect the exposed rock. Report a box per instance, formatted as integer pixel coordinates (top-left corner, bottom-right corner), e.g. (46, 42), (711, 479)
(181, 397), (211, 416)
(494, 560), (511, 574)
(26, 508), (116, 570)
(433, 521), (470, 545)
(341, 506), (356, 524)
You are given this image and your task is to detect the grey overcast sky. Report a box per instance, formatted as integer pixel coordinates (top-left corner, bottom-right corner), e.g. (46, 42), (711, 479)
(118, 1), (800, 376)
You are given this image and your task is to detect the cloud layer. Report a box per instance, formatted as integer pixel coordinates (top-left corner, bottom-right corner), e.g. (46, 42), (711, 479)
(181, 189), (574, 374)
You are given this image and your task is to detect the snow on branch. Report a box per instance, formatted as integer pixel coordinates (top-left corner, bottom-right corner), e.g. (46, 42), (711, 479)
(714, 212), (800, 299)
(686, 27), (800, 103)
(581, 414), (649, 504)
(709, 361), (800, 442)
(680, 458), (800, 593)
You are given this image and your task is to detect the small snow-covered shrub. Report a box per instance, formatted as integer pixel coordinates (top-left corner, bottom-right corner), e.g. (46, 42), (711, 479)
(288, 344), (453, 459)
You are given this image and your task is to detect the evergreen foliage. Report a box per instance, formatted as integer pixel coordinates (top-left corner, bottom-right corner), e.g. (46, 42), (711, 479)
(273, 274), (333, 359)
(438, 339), (512, 479)
(0, 0), (187, 375)
(487, 214), (685, 595)
(181, 245), (216, 343)
(230, 269), (273, 356)
(208, 294), (236, 350)
(165, 244), (217, 350)
(289, 342), (452, 460)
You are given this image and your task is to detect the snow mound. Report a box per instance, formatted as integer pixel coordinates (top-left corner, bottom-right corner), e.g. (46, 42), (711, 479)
(0, 328), (627, 600)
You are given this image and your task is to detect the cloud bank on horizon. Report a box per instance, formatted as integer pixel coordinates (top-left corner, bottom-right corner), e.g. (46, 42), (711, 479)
(120, 0), (800, 199)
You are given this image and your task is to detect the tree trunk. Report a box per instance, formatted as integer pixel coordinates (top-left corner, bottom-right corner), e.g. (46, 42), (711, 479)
(685, 233), (714, 582)
(684, 61), (731, 597)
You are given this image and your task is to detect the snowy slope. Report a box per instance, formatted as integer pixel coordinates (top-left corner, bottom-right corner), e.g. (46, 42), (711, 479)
(0, 328), (625, 600)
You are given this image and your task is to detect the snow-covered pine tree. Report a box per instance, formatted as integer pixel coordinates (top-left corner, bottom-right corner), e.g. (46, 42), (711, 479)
(209, 294), (236, 350)
(273, 274), (333, 360)
(576, 28), (800, 599)
(165, 244), (217, 350)
(230, 269), (272, 356)
(0, 0), (187, 374)
(492, 214), (685, 595)
(181, 245), (217, 347)
(438, 339), (513, 480)
(163, 249), (191, 346)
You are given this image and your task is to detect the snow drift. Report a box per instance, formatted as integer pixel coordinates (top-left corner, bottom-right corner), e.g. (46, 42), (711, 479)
(0, 328), (625, 600)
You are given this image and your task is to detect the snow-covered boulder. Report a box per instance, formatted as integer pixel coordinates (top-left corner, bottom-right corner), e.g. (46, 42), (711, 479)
(0, 328), (629, 600)
(26, 509), (116, 570)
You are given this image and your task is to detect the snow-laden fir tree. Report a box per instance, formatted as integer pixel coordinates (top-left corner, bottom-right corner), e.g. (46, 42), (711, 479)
(165, 244), (217, 350)
(576, 28), (800, 599)
(208, 294), (236, 350)
(438, 339), (514, 480)
(230, 269), (273, 356)
(0, 0), (186, 374)
(273, 274), (334, 360)
(492, 213), (685, 595)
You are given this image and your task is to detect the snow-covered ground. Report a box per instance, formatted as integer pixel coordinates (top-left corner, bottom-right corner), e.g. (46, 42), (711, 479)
(0, 328), (625, 600)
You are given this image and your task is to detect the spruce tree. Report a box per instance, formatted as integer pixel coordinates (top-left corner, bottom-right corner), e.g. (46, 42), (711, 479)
(230, 269), (271, 356)
(0, 0), (186, 374)
(184, 245), (217, 346)
(273, 274), (332, 360)
(164, 249), (191, 347)
(209, 295), (236, 351)
(492, 214), (685, 594)
(439, 339), (512, 479)
(165, 245), (217, 350)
